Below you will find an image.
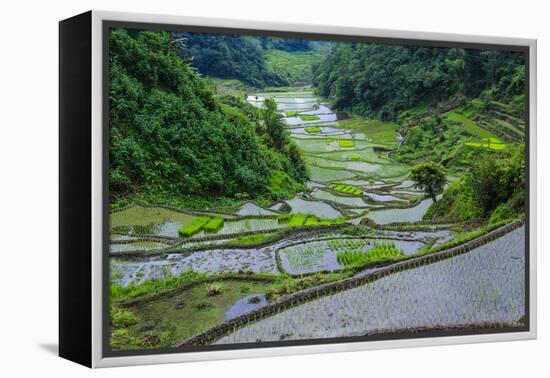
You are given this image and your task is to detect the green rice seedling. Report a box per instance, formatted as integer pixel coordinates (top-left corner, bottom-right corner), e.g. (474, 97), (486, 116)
(298, 114), (320, 121)
(338, 139), (355, 147)
(349, 154), (361, 161)
(330, 182), (363, 196)
(289, 214), (308, 227)
(305, 126), (321, 133)
(285, 111), (299, 117)
(319, 217), (344, 225)
(304, 215), (320, 226)
(178, 216), (210, 237)
(202, 217), (224, 233)
(277, 214), (291, 224)
(336, 241), (403, 266)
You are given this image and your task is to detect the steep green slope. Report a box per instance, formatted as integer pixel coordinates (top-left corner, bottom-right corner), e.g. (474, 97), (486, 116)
(424, 145), (525, 223)
(313, 43), (525, 120)
(109, 29), (306, 207)
(172, 32), (287, 88)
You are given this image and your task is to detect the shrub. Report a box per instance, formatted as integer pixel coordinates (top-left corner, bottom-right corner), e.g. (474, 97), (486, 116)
(203, 217), (224, 233)
(489, 202), (517, 224)
(111, 306), (138, 328)
(205, 283), (222, 296)
(178, 216), (211, 237)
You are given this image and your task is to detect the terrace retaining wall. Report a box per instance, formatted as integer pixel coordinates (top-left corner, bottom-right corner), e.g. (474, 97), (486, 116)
(177, 219), (524, 347)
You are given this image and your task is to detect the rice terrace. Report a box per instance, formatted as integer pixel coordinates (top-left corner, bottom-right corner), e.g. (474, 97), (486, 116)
(108, 28), (527, 351)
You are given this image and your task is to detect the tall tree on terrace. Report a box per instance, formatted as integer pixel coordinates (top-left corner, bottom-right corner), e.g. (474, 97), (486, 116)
(410, 161), (447, 202)
(262, 98), (288, 149)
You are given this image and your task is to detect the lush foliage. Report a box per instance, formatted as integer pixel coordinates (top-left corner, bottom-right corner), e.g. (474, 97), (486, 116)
(265, 50), (323, 85)
(172, 34), (328, 87)
(425, 145), (525, 221)
(172, 32), (285, 87)
(410, 161), (446, 201)
(313, 43), (525, 120)
(109, 29), (307, 205)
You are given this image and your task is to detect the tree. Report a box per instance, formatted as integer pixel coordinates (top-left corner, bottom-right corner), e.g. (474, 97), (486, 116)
(262, 98), (288, 149)
(410, 162), (446, 202)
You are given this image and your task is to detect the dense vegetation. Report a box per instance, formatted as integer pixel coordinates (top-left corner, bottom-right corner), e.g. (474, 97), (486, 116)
(425, 144), (525, 222)
(409, 161), (446, 202)
(313, 43), (525, 120)
(172, 32), (331, 87)
(109, 29), (307, 207)
(171, 32), (285, 87)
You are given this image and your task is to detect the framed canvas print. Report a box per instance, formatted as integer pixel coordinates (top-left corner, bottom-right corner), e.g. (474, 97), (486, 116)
(59, 10), (537, 368)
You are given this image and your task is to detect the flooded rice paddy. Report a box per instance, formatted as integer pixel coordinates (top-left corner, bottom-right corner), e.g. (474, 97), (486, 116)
(112, 248), (278, 286)
(215, 226), (525, 344)
(110, 89), (525, 347)
(111, 227), (453, 286)
(278, 238), (425, 275)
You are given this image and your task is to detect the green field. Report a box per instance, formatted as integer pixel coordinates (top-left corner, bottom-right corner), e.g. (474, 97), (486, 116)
(265, 50), (324, 84)
(337, 118), (399, 146)
(305, 126), (321, 133)
(446, 110), (500, 141)
(465, 138), (508, 151)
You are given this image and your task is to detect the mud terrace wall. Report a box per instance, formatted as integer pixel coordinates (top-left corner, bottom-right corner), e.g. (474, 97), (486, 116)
(177, 219), (524, 347)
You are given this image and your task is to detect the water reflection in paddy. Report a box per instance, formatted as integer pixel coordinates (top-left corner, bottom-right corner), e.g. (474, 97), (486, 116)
(278, 237), (426, 275)
(367, 197), (438, 224)
(285, 196), (342, 219)
(236, 202), (279, 216)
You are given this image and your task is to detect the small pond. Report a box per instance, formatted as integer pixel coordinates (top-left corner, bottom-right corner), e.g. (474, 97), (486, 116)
(225, 294), (268, 320)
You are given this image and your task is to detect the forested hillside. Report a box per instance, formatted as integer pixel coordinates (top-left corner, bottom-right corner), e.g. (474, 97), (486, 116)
(170, 32), (286, 88)
(313, 43), (525, 120)
(109, 29), (307, 207)
(171, 32), (330, 87)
